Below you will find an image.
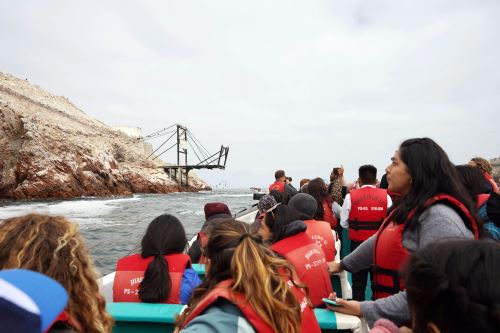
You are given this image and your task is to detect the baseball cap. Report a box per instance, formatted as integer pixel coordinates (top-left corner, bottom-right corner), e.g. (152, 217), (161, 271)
(0, 269), (68, 333)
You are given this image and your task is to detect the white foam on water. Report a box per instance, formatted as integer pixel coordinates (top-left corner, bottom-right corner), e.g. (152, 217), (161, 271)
(207, 194), (252, 198)
(0, 197), (140, 221)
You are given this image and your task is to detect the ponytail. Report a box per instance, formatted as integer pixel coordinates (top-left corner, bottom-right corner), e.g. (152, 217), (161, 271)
(176, 219), (306, 333)
(139, 254), (171, 303)
(231, 233), (303, 333)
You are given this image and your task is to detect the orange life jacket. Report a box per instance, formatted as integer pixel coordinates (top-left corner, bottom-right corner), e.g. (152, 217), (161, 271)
(348, 187), (388, 242)
(113, 253), (190, 303)
(372, 194), (479, 299)
(180, 279), (321, 333)
(304, 219), (336, 261)
(271, 232), (333, 307)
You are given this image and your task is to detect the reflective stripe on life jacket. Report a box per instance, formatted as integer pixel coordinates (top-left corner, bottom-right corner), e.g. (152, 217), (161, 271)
(322, 200), (337, 229)
(180, 278), (321, 333)
(304, 220), (336, 262)
(269, 181), (285, 193)
(372, 194), (479, 299)
(348, 187), (388, 242)
(113, 253), (190, 303)
(271, 232), (333, 307)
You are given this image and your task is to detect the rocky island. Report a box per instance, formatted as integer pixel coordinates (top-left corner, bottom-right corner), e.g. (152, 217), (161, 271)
(0, 72), (210, 200)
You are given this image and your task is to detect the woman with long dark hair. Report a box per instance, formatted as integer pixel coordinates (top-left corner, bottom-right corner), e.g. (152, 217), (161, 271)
(403, 240), (500, 333)
(113, 214), (200, 304)
(307, 177), (338, 229)
(176, 219), (320, 333)
(259, 204), (333, 307)
(327, 138), (482, 326)
(456, 164), (500, 240)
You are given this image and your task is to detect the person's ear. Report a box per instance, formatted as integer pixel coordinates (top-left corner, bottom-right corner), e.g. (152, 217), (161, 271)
(427, 322), (441, 333)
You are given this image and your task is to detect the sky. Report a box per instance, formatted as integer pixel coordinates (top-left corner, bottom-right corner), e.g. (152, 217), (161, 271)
(1, 0), (499, 189)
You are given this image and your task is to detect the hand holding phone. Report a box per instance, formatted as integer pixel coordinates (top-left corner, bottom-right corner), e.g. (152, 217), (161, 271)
(322, 297), (340, 306)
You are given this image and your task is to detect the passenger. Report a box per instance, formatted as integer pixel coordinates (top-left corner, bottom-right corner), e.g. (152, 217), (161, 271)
(403, 240), (500, 333)
(340, 164), (392, 301)
(251, 194), (279, 234)
(0, 269), (68, 333)
(456, 165), (499, 240)
(269, 169), (298, 200)
(299, 178), (310, 192)
(327, 167), (344, 206)
(114, 214), (200, 304)
(176, 219), (321, 333)
(307, 177), (338, 229)
(260, 204), (332, 307)
(468, 156), (500, 193)
(327, 138), (481, 326)
(288, 193), (337, 262)
(188, 202), (232, 263)
(0, 214), (114, 333)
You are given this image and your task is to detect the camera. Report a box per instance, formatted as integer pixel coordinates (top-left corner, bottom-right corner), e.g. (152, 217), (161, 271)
(286, 177), (292, 182)
(253, 193), (266, 200)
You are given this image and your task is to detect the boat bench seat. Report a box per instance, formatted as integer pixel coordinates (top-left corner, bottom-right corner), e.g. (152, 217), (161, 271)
(107, 302), (362, 332)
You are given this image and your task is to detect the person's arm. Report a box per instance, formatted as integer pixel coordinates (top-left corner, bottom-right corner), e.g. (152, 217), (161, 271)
(180, 268), (202, 305)
(360, 291), (410, 327)
(340, 194), (351, 229)
(285, 183), (298, 197)
(339, 234), (376, 273)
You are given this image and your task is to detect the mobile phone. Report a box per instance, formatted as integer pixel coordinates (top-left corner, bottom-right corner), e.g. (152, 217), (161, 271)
(322, 298), (340, 306)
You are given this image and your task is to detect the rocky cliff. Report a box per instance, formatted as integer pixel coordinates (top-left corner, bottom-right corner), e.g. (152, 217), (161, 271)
(0, 72), (210, 200)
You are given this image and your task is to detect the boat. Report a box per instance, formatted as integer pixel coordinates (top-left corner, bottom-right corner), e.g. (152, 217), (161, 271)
(99, 204), (369, 332)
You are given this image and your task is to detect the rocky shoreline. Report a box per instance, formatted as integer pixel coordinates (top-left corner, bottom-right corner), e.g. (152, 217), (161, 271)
(0, 72), (210, 200)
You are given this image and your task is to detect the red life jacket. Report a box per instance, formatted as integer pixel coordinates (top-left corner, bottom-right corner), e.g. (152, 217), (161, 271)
(180, 279), (321, 333)
(477, 193), (490, 209)
(322, 200), (337, 229)
(372, 194), (479, 299)
(304, 220), (336, 261)
(483, 172), (499, 193)
(269, 181), (285, 193)
(271, 232), (333, 307)
(49, 310), (82, 333)
(348, 187), (388, 242)
(113, 253), (190, 303)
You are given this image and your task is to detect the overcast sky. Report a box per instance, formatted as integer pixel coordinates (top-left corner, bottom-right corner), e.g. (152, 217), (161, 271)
(1, 1), (499, 189)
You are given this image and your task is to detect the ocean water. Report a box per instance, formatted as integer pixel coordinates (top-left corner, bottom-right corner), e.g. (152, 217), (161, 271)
(0, 189), (255, 275)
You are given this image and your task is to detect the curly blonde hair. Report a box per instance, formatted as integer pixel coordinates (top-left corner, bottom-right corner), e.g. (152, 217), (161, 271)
(0, 214), (114, 333)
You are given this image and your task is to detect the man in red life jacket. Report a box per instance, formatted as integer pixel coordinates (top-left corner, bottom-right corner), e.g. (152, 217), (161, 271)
(340, 164), (392, 301)
(289, 193), (337, 262)
(269, 169), (298, 200)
